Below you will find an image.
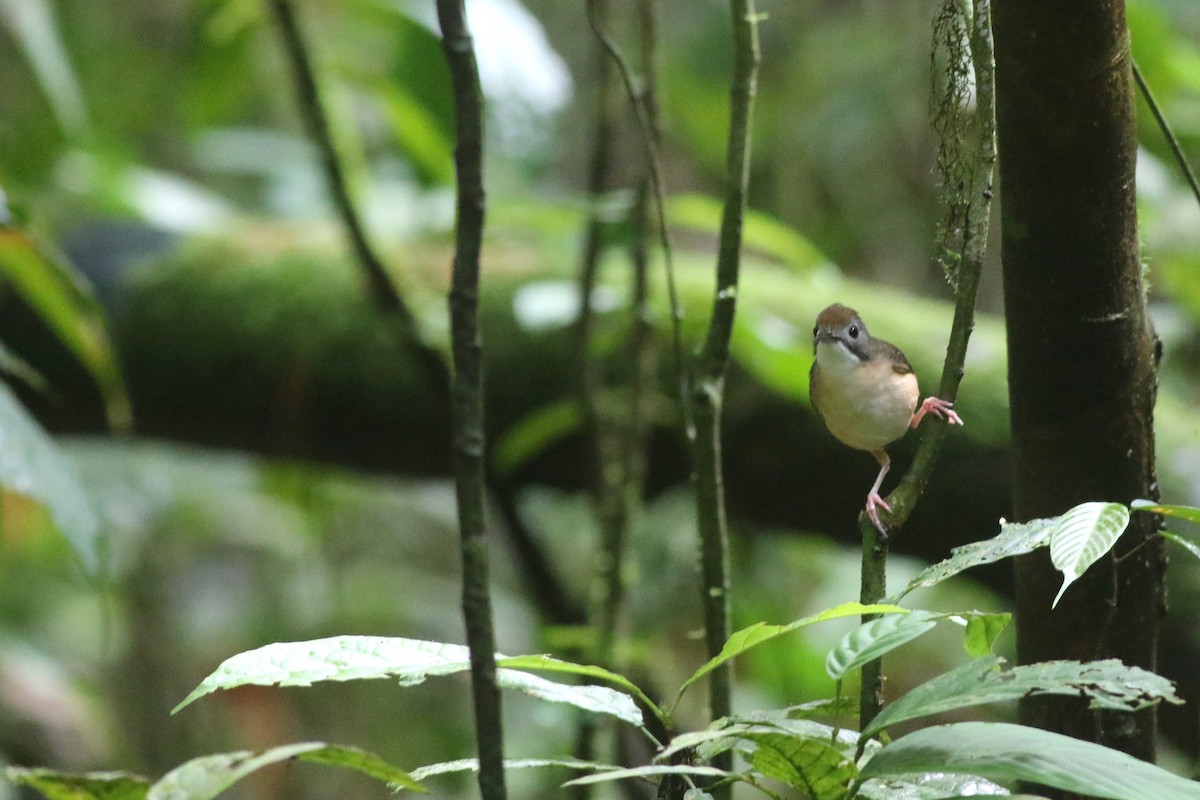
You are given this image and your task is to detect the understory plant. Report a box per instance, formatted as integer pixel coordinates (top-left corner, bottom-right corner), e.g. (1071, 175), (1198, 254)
(9, 499), (1200, 800)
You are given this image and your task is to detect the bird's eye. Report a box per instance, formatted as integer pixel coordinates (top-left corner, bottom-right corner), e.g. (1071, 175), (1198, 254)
(848, 325), (860, 339)
(812, 326), (818, 336)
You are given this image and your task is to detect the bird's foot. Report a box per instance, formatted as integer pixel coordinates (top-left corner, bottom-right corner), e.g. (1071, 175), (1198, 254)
(911, 396), (964, 428)
(866, 491), (891, 535)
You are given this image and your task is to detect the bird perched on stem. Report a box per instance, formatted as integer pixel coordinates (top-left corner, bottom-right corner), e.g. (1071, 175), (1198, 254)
(809, 303), (963, 534)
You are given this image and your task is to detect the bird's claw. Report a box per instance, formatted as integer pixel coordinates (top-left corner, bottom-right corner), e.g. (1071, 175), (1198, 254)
(866, 491), (891, 535)
(913, 396), (964, 428)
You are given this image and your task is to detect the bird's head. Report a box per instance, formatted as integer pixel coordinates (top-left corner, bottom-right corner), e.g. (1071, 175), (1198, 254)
(812, 303), (870, 363)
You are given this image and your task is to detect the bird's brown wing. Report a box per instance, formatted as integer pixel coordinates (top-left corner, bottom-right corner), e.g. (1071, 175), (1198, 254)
(875, 339), (914, 375)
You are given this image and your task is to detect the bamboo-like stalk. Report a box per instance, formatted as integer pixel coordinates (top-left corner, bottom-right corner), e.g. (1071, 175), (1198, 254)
(433, 2), (506, 798)
(858, 0), (995, 732)
(690, 1), (760, 796)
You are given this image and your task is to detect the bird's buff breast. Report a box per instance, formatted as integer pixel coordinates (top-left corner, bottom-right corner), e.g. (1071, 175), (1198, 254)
(812, 352), (919, 451)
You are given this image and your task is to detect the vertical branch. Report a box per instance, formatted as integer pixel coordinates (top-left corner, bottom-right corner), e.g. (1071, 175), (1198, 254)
(690, 1), (760, 795)
(265, 0), (413, 328)
(586, 0), (692, 439)
(434, 2), (506, 799)
(858, 0), (996, 732)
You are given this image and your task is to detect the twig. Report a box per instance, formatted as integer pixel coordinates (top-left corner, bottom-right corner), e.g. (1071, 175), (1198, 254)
(585, 0), (692, 440)
(690, 2), (761, 797)
(1132, 58), (1200, 213)
(433, 1), (506, 798)
(858, 0), (996, 732)
(265, 0), (415, 329)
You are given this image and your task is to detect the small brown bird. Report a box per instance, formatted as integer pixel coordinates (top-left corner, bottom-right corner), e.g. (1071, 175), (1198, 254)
(809, 303), (963, 533)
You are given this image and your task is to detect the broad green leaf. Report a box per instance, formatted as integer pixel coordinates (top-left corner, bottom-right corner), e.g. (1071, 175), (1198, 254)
(5, 767), (151, 800)
(1049, 502), (1130, 607)
(657, 719), (858, 766)
(860, 722), (1200, 800)
(748, 732), (854, 799)
(857, 772), (1016, 799)
(891, 518), (1055, 600)
(562, 765), (734, 788)
(962, 612), (1010, 657)
(497, 654), (661, 723)
(825, 611), (938, 680)
(407, 757), (617, 785)
(862, 657), (1180, 740)
(676, 602), (908, 703)
(373, 82), (454, 184)
(0, 226), (129, 428)
(1161, 530), (1200, 561)
(146, 743), (422, 800)
(1132, 499), (1200, 525)
(0, 381), (101, 573)
(173, 636), (642, 726)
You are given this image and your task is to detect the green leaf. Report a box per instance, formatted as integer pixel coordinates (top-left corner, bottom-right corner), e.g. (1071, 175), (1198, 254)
(562, 765), (734, 788)
(1132, 499), (1200, 525)
(0, 338), (50, 393)
(860, 722), (1200, 800)
(5, 767), (151, 800)
(497, 654), (661, 724)
(407, 757), (617, 785)
(676, 602), (908, 703)
(173, 636), (642, 726)
(1161, 530), (1200, 561)
(856, 772), (1016, 799)
(144, 743), (422, 799)
(962, 612), (1011, 657)
(0, 225), (129, 428)
(1049, 502), (1130, 607)
(892, 518), (1055, 600)
(825, 611), (938, 681)
(491, 399), (583, 477)
(667, 193), (834, 273)
(862, 657), (1180, 740)
(748, 733), (854, 799)
(0, 381), (101, 573)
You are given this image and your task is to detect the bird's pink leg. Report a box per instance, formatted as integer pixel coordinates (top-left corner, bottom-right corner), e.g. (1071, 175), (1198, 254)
(865, 449), (892, 534)
(911, 396), (964, 429)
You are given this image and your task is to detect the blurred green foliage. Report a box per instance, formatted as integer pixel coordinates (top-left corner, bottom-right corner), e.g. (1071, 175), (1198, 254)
(1, 0), (1200, 794)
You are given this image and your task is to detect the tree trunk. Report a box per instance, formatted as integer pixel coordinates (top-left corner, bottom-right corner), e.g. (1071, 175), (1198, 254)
(993, 0), (1165, 763)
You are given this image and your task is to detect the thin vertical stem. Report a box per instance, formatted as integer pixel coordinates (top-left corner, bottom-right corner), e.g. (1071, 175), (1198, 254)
(265, 0), (413, 328)
(691, 2), (760, 797)
(1132, 59), (1200, 212)
(858, 0), (995, 733)
(434, 2), (506, 798)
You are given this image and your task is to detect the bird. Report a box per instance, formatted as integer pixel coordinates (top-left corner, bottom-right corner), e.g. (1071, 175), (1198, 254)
(808, 303), (963, 534)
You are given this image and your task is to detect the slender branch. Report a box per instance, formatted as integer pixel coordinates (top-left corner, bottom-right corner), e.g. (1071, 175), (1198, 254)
(858, 0), (996, 731)
(434, 2), (506, 798)
(1132, 58), (1200, 213)
(265, 0), (415, 328)
(585, 0), (692, 440)
(690, 2), (760, 797)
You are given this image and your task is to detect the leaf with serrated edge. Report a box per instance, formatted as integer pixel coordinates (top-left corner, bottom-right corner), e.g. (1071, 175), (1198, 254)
(1161, 531), (1200, 561)
(748, 733), (854, 799)
(861, 722), (1200, 800)
(1050, 503), (1130, 607)
(174, 636), (642, 727)
(825, 611), (938, 680)
(862, 656), (1179, 740)
(1132, 499), (1200, 524)
(892, 518), (1055, 600)
(676, 602), (907, 703)
(5, 767), (151, 800)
